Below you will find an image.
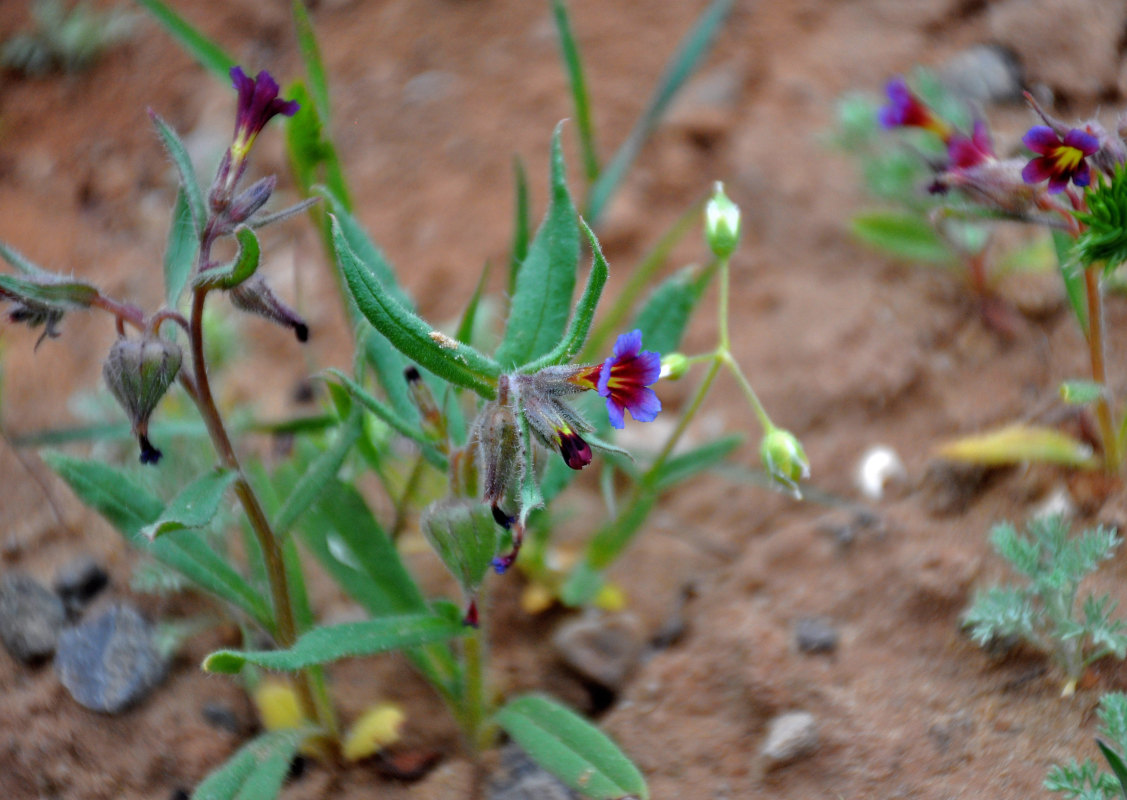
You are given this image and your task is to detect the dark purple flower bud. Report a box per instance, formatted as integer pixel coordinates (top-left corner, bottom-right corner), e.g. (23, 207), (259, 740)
(7, 301), (64, 348)
(947, 120), (994, 170)
(1022, 125), (1099, 193)
(102, 336), (182, 464)
(224, 176), (277, 226)
(228, 275), (309, 342)
(521, 390), (593, 470)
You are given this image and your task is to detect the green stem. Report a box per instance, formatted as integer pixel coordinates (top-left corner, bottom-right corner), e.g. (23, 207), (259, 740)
(460, 597), (495, 755)
(1083, 266), (1120, 471)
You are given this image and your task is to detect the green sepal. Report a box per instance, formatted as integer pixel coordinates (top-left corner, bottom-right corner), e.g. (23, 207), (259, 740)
(203, 613), (468, 673)
(331, 215), (500, 398)
(420, 500), (500, 596)
(141, 468), (237, 540)
(149, 110), (207, 238)
(493, 694), (649, 800)
(192, 226), (260, 290)
(495, 122), (580, 370)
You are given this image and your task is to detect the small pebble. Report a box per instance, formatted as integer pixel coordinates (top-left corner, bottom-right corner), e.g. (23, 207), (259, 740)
(53, 555), (109, 616)
(793, 617), (839, 655)
(488, 744), (580, 800)
(760, 711), (819, 767)
(937, 44), (1024, 105)
(855, 445), (907, 500)
(553, 612), (644, 692)
(0, 572), (67, 663)
(55, 603), (167, 713)
(201, 701), (244, 734)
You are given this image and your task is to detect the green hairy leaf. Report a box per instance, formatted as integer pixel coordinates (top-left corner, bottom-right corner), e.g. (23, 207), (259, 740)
(191, 728), (312, 800)
(850, 211), (955, 265)
(496, 122), (580, 369)
(204, 613), (467, 673)
(272, 409), (362, 538)
(0, 273), (99, 310)
(551, 0), (599, 183)
(494, 694), (649, 800)
(149, 110), (207, 238)
(141, 468), (237, 540)
(163, 190), (197, 305)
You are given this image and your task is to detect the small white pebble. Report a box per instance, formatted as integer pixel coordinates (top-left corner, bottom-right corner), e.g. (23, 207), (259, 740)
(855, 445), (907, 500)
(760, 711), (818, 766)
(1029, 486), (1076, 522)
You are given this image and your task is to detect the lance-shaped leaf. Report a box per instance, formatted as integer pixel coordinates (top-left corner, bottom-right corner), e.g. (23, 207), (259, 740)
(292, 0), (330, 124)
(0, 239), (54, 278)
(272, 408), (362, 538)
(149, 110), (207, 238)
(586, 0), (733, 225)
(651, 433), (743, 492)
(44, 453), (273, 631)
(494, 694), (649, 800)
(203, 613), (467, 674)
(523, 217), (609, 371)
(331, 215), (500, 398)
(193, 226), (260, 290)
(134, 0), (235, 81)
(164, 190), (197, 305)
(936, 424), (1099, 468)
(325, 368), (448, 471)
(508, 156), (531, 299)
(190, 728), (312, 800)
(141, 468), (236, 540)
(850, 211), (955, 265)
(630, 262), (715, 357)
(455, 259), (491, 347)
(1097, 739), (1127, 798)
(0, 273), (99, 310)
(551, 0), (599, 183)
(496, 122), (580, 369)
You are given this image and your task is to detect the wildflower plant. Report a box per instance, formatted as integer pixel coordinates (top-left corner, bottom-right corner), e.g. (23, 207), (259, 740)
(854, 71), (1127, 473)
(962, 516), (1127, 695)
(1046, 692), (1127, 799)
(0, 1), (803, 798)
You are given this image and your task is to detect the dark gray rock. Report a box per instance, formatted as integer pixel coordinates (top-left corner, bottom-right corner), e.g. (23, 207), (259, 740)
(53, 555), (109, 616)
(553, 612), (643, 692)
(0, 571), (66, 663)
(488, 744), (580, 800)
(793, 616), (839, 655)
(201, 701), (244, 734)
(54, 603), (167, 713)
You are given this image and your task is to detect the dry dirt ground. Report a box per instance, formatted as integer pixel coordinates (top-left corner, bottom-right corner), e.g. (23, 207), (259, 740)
(2, 0), (1127, 798)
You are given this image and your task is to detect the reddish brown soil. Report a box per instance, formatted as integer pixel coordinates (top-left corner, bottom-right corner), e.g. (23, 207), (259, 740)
(3, 0), (1127, 798)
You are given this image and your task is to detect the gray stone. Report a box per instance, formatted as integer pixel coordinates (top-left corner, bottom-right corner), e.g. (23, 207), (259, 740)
(553, 612), (644, 692)
(201, 702), (244, 734)
(55, 603), (167, 713)
(760, 711), (818, 767)
(0, 572), (66, 663)
(488, 744), (580, 800)
(793, 617), (838, 655)
(937, 45), (1024, 106)
(53, 555), (109, 616)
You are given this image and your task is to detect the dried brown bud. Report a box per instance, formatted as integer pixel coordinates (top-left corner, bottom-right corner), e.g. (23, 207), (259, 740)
(229, 275), (309, 342)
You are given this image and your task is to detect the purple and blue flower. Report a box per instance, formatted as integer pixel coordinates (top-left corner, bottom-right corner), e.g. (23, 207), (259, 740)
(1021, 125), (1099, 194)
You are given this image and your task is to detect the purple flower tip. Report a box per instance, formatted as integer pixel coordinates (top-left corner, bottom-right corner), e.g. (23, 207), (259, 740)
(229, 66), (299, 151)
(597, 330), (662, 429)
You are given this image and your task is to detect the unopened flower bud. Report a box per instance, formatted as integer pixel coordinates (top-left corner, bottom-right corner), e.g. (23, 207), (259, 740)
(760, 428), (809, 498)
(224, 175), (276, 226)
(476, 401), (519, 519)
(405, 365), (447, 448)
(705, 181), (741, 258)
(420, 500), (500, 626)
(659, 353), (689, 381)
(229, 275), (309, 342)
(103, 336), (182, 464)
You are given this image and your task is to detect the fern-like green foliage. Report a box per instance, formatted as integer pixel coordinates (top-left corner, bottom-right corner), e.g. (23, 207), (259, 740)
(963, 516), (1127, 689)
(1046, 693), (1127, 800)
(1076, 165), (1127, 272)
(0, 0), (134, 76)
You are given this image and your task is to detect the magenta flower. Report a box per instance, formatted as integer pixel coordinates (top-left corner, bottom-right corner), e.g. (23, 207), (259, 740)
(878, 78), (951, 140)
(1021, 125), (1099, 193)
(596, 330), (661, 430)
(230, 67), (299, 159)
(947, 120), (994, 170)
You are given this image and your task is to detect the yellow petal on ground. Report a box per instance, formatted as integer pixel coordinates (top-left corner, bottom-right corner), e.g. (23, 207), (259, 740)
(343, 703), (406, 762)
(936, 424), (1098, 469)
(521, 582), (556, 615)
(594, 582), (626, 612)
(254, 679), (307, 732)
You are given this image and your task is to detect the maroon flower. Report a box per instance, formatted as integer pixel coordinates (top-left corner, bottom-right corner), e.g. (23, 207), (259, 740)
(947, 120), (994, 170)
(595, 330), (662, 430)
(230, 67), (299, 159)
(878, 78), (951, 140)
(1021, 125), (1099, 194)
